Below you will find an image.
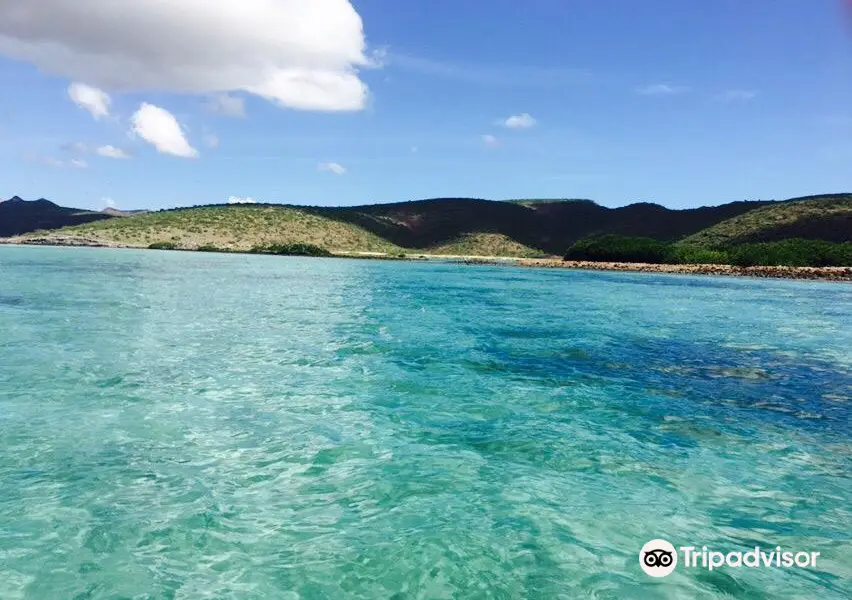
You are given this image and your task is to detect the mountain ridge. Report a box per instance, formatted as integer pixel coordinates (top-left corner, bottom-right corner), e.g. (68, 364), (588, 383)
(0, 196), (113, 237)
(1, 193), (850, 256)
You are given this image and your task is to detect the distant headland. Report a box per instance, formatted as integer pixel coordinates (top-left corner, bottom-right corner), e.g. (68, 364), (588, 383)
(1, 193), (850, 279)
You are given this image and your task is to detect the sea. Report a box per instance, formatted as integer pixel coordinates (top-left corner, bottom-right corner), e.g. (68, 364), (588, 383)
(0, 245), (850, 599)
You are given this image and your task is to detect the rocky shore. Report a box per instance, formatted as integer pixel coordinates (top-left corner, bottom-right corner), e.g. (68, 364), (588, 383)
(513, 259), (852, 282)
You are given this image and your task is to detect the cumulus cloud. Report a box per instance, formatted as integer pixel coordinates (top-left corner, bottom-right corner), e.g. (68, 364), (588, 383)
(96, 145), (131, 159)
(636, 83), (688, 96)
(102, 197), (117, 208)
(714, 89), (758, 102)
(481, 134), (500, 148)
(318, 161), (346, 175)
(501, 113), (536, 129)
(0, 1), (371, 112)
(68, 83), (111, 119)
(131, 103), (198, 158)
(228, 195), (257, 204)
(205, 94), (246, 118)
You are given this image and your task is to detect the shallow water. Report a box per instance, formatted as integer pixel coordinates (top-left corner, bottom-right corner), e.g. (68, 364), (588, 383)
(0, 246), (850, 599)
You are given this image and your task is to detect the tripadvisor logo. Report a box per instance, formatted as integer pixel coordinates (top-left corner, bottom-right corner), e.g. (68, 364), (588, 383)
(640, 540), (677, 577)
(639, 540), (820, 577)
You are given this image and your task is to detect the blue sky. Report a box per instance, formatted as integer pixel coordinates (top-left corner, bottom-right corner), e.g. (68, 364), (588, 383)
(1, 0), (851, 211)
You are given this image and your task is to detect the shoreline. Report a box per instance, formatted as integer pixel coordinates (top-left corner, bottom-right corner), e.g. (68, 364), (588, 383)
(2, 237), (851, 282)
(513, 258), (852, 282)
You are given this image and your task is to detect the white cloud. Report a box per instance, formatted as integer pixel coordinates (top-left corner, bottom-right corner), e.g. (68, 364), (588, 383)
(96, 145), (131, 159)
(0, 1), (371, 112)
(69, 158), (88, 169)
(481, 134), (500, 148)
(228, 195), (257, 204)
(203, 133), (220, 149)
(205, 94), (246, 118)
(714, 89), (758, 102)
(68, 83), (111, 119)
(636, 83), (688, 96)
(131, 103), (198, 158)
(318, 161), (346, 175)
(102, 197), (117, 208)
(501, 113), (537, 129)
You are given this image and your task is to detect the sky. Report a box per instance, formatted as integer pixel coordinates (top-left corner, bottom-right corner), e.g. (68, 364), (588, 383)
(1, 0), (852, 211)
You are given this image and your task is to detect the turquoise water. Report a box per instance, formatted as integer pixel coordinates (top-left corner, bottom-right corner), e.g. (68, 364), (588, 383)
(0, 246), (850, 599)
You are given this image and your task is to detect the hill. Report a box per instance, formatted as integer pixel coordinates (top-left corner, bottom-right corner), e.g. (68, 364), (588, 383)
(304, 197), (777, 254)
(681, 194), (852, 247)
(3, 194), (850, 258)
(0, 196), (114, 237)
(33, 204), (406, 254)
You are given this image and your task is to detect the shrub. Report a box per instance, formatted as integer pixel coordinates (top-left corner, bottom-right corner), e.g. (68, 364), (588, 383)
(196, 245), (229, 253)
(727, 239), (852, 267)
(667, 245), (730, 265)
(148, 241), (177, 250)
(564, 235), (852, 267)
(564, 235), (672, 263)
(250, 243), (332, 257)
(564, 236), (852, 267)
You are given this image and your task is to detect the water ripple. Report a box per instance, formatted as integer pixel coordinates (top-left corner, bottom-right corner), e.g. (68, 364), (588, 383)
(0, 247), (850, 598)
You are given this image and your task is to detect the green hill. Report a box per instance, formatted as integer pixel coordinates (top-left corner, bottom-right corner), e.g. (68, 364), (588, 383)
(306, 197), (773, 254)
(42, 204), (404, 254)
(424, 233), (545, 257)
(25, 203), (549, 257)
(6, 193), (851, 260)
(681, 194), (852, 247)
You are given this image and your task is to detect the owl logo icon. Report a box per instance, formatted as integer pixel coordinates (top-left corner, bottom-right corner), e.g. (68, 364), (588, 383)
(640, 539), (678, 577)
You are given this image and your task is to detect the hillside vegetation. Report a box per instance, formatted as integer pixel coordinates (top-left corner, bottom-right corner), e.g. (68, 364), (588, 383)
(6, 193), (851, 264)
(565, 235), (852, 267)
(560, 194), (852, 267)
(33, 204), (550, 256)
(425, 233), (544, 257)
(681, 194), (852, 247)
(46, 205), (402, 253)
(308, 197), (773, 254)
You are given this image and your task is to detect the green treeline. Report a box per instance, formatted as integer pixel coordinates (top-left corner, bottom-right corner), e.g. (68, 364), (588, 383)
(249, 243), (332, 257)
(565, 235), (852, 267)
(148, 241), (178, 250)
(726, 239), (852, 267)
